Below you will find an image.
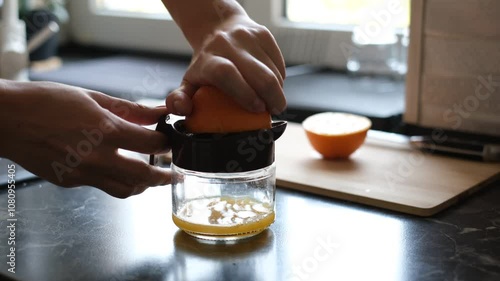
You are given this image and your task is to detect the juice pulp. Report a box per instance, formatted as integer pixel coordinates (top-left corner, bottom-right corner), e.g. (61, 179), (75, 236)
(172, 197), (274, 237)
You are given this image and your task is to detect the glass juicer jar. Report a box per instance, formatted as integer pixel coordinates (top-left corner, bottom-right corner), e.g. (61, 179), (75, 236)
(151, 115), (287, 241)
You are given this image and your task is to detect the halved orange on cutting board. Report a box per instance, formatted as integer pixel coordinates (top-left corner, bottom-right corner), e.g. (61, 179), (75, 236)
(185, 86), (272, 133)
(302, 112), (372, 159)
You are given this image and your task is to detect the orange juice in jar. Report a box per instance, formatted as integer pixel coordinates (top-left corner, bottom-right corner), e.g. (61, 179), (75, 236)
(171, 164), (277, 241)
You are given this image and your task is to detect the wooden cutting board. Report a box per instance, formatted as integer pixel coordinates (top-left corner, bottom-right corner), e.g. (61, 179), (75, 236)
(275, 123), (500, 216)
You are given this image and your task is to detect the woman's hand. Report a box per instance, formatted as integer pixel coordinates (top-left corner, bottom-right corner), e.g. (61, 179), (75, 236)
(163, 0), (286, 116)
(0, 81), (171, 198)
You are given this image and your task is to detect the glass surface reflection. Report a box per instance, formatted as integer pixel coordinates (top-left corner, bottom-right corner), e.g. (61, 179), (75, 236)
(170, 229), (276, 281)
(277, 191), (404, 281)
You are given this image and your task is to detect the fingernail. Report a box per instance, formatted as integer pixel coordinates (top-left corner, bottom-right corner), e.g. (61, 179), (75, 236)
(252, 99), (266, 113)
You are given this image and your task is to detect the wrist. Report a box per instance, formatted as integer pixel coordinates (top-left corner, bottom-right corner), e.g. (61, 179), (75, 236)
(0, 81), (10, 157)
(0, 80), (24, 158)
(187, 2), (248, 52)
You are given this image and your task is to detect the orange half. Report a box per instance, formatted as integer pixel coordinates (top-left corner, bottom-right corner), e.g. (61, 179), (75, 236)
(184, 86), (271, 133)
(302, 112), (372, 159)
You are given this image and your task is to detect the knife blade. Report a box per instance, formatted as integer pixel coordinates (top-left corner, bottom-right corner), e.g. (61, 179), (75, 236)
(367, 130), (500, 162)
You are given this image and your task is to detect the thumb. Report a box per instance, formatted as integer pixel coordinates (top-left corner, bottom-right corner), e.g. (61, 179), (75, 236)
(166, 80), (197, 116)
(90, 91), (168, 125)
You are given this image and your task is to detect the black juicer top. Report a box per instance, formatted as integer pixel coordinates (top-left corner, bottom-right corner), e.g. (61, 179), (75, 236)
(150, 115), (287, 173)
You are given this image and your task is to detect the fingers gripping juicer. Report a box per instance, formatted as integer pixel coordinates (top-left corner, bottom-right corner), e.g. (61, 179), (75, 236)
(150, 115), (287, 241)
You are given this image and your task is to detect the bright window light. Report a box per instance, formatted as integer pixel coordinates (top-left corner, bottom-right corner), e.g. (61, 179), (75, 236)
(95, 0), (168, 15)
(286, 0), (410, 28)
(75, 0), (411, 68)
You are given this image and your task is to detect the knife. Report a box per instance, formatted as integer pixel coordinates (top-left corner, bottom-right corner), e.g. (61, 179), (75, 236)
(367, 130), (500, 162)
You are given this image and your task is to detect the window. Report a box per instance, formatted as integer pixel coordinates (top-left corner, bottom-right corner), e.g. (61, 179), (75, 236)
(69, 0), (188, 54)
(246, 0), (410, 68)
(94, 0), (169, 16)
(286, 0), (409, 27)
(69, 0), (410, 69)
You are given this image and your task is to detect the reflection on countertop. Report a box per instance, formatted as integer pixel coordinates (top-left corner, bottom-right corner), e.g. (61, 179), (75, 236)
(0, 177), (499, 281)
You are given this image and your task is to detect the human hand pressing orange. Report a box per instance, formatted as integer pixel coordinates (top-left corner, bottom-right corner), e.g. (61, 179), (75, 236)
(163, 0), (286, 116)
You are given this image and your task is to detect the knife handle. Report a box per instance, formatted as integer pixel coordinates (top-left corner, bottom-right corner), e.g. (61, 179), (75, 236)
(410, 136), (500, 162)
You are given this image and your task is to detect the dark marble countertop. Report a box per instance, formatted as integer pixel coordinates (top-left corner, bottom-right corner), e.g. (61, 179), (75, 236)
(1, 175), (499, 281)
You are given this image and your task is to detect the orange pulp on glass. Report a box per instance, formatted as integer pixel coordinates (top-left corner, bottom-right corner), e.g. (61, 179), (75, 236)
(184, 86), (272, 133)
(302, 112), (372, 159)
(172, 197), (274, 237)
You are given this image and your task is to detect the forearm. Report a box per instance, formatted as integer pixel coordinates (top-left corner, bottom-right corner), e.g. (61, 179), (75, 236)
(0, 79), (21, 158)
(161, 0), (247, 51)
